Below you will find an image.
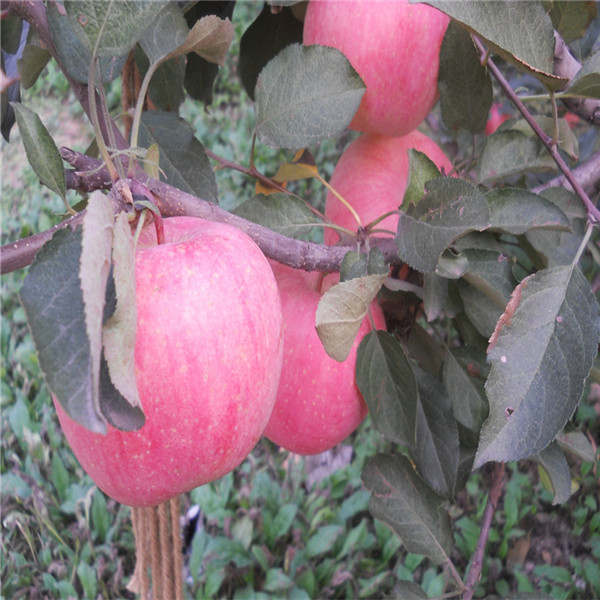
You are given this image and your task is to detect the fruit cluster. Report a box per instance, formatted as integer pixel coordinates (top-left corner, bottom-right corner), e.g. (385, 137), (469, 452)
(56, 0), (452, 507)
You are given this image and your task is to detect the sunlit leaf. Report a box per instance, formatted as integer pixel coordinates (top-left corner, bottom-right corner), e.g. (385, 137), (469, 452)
(254, 43), (365, 149)
(362, 454), (454, 564)
(316, 274), (387, 362)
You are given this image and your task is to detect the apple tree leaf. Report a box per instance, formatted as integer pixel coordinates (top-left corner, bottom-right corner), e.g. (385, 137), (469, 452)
(437, 20), (492, 133)
(395, 177), (490, 273)
(534, 441), (572, 505)
(458, 280), (504, 339)
(475, 265), (600, 467)
(486, 188), (571, 235)
(80, 191), (115, 418)
(233, 193), (322, 238)
(102, 212), (141, 412)
(17, 44), (52, 89)
(421, 0), (567, 90)
(413, 367), (460, 499)
(138, 2), (189, 66)
(557, 430), (596, 463)
(63, 0), (167, 58)
(541, 1), (598, 44)
(139, 110), (217, 202)
(239, 3), (304, 100)
(19, 227), (107, 434)
(362, 454), (455, 565)
(47, 2), (127, 84)
(563, 50), (600, 100)
(254, 43), (365, 149)
(273, 149), (320, 182)
(316, 273), (387, 362)
(11, 103), (66, 203)
(356, 330), (418, 448)
(402, 149), (443, 209)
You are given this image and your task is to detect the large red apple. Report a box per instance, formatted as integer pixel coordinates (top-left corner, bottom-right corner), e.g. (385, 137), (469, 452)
(54, 217), (284, 507)
(324, 130), (452, 245)
(303, 0), (449, 137)
(263, 262), (386, 455)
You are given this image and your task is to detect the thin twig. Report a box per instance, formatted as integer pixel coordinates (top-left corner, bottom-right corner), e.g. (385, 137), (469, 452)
(462, 463), (506, 600)
(473, 35), (600, 224)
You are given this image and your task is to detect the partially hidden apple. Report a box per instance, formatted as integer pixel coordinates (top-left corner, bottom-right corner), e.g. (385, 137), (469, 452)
(484, 103), (511, 136)
(324, 130), (453, 245)
(303, 0), (449, 137)
(263, 262), (386, 455)
(54, 216), (284, 507)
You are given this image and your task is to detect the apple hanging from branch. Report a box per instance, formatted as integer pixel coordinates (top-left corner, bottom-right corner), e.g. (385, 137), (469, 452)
(263, 262), (386, 456)
(303, 0), (449, 138)
(54, 217), (284, 507)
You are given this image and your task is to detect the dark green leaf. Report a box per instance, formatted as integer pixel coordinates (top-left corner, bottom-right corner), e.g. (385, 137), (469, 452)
(414, 367), (460, 499)
(396, 177), (490, 273)
(1, 15), (23, 54)
(423, 273), (448, 321)
(11, 103), (66, 201)
(403, 149), (443, 209)
(476, 265), (600, 467)
(47, 2), (127, 84)
(437, 20), (492, 133)
(563, 50), (600, 100)
(19, 227), (107, 433)
(232, 193), (321, 238)
(239, 3), (303, 100)
(534, 441), (572, 505)
(63, 0), (167, 58)
(356, 331), (418, 447)
(138, 110), (218, 201)
(556, 430), (596, 463)
(147, 57), (185, 112)
(184, 52), (219, 106)
(443, 347), (489, 434)
(17, 44), (51, 89)
(486, 188), (570, 235)
(542, 1), (598, 44)
(254, 43), (365, 149)
(526, 188), (588, 267)
(461, 249), (517, 308)
(340, 251), (368, 282)
(458, 280), (504, 339)
(422, 0), (567, 90)
(362, 454), (454, 564)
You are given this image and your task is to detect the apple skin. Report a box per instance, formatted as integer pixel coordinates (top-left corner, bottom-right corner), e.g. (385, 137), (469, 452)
(303, 0), (449, 137)
(54, 217), (284, 507)
(484, 103), (511, 135)
(263, 262), (386, 455)
(323, 130), (452, 245)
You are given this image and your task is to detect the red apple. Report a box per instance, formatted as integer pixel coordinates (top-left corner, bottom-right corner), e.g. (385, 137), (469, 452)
(484, 103), (511, 135)
(263, 262), (386, 455)
(323, 130), (452, 245)
(54, 217), (284, 507)
(303, 0), (449, 137)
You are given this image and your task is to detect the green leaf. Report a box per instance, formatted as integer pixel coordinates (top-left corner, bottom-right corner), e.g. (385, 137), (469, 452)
(542, 1), (598, 44)
(19, 227), (107, 433)
(476, 265), (600, 467)
(232, 193), (321, 238)
(80, 191), (114, 419)
(443, 347), (489, 435)
(423, 273), (448, 321)
(422, 0), (567, 90)
(437, 20), (492, 133)
(356, 331), (418, 447)
(63, 0), (167, 58)
(458, 280), (504, 339)
(396, 177), (490, 273)
(264, 569), (295, 593)
(486, 188), (571, 235)
(11, 103), (66, 201)
(47, 2), (128, 84)
(102, 212), (141, 412)
(392, 581), (428, 599)
(535, 441), (572, 505)
(362, 454), (455, 564)
(315, 273), (387, 362)
(556, 430), (596, 463)
(563, 50), (600, 100)
(239, 3), (304, 100)
(167, 14), (233, 64)
(17, 44), (52, 90)
(138, 110), (218, 201)
(138, 2), (188, 66)
(526, 188), (588, 267)
(413, 367), (460, 499)
(254, 43), (365, 149)
(305, 525), (344, 558)
(403, 149), (443, 209)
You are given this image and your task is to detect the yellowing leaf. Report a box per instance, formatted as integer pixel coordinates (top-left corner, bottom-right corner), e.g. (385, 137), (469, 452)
(316, 273), (387, 362)
(273, 149), (320, 182)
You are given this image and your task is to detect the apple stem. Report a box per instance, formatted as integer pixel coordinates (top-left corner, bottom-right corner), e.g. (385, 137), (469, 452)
(153, 209), (165, 245)
(316, 174), (364, 229)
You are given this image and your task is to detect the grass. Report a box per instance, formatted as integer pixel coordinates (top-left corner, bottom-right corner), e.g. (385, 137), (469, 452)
(2, 4), (600, 599)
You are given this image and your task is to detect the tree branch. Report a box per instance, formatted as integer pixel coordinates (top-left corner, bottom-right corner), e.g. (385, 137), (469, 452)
(473, 36), (600, 224)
